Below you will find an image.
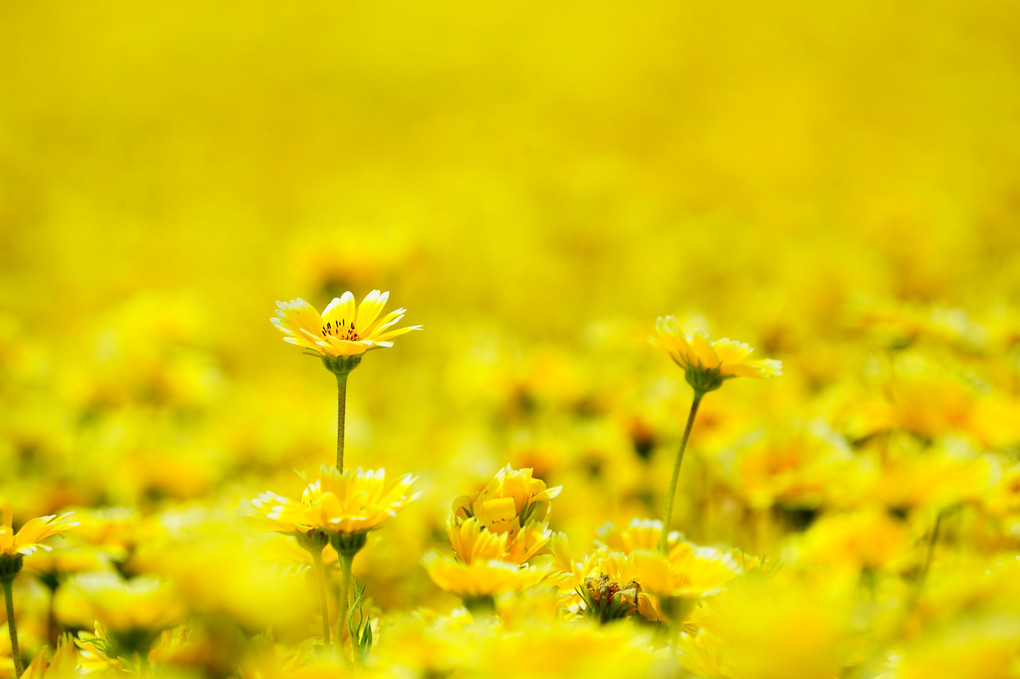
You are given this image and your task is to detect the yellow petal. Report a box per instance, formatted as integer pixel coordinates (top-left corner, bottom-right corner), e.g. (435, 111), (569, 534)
(690, 332), (720, 368)
(712, 339), (753, 365)
(475, 497), (519, 534)
(0, 497), (11, 532)
(355, 290), (389, 331)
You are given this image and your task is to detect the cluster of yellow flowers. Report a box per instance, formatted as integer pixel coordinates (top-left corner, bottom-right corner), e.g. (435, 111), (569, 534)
(4, 277), (1018, 679)
(423, 466), (559, 608)
(4, 3), (1020, 674)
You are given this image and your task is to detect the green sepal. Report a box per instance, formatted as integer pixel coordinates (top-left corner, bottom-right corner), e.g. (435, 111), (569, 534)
(0, 553), (23, 582)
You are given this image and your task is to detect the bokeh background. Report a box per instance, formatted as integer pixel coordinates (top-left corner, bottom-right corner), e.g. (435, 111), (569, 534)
(2, 0), (1020, 660)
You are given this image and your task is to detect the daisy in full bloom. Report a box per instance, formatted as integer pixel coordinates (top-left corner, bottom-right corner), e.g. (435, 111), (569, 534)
(270, 290), (420, 471)
(271, 290), (421, 361)
(652, 316), (781, 393)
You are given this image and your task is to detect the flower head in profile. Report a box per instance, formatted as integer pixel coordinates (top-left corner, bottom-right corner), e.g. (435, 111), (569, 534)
(1, 497), (78, 579)
(271, 290), (421, 371)
(421, 553), (549, 601)
(57, 572), (186, 658)
(652, 316), (781, 394)
(244, 467), (419, 555)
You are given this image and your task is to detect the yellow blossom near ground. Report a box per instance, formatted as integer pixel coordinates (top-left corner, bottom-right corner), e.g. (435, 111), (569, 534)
(3, 0), (1020, 676)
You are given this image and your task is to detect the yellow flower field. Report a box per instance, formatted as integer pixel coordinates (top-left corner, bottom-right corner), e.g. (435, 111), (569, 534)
(2, 1), (1020, 677)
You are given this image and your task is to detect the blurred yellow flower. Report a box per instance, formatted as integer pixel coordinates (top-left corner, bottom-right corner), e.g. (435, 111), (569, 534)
(892, 618), (1020, 679)
(653, 316), (782, 393)
(57, 572), (186, 658)
(797, 509), (912, 573)
(271, 290), (421, 360)
(627, 547), (742, 601)
(25, 544), (118, 586)
(707, 576), (850, 679)
(677, 628), (731, 679)
(727, 421), (855, 511)
(861, 441), (998, 513)
(0, 497), (77, 560)
(472, 619), (657, 679)
(596, 518), (689, 559)
(421, 553), (548, 600)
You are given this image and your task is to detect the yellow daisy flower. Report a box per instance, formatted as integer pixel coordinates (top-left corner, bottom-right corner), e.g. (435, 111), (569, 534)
(652, 316), (781, 393)
(1, 499), (77, 677)
(447, 517), (510, 564)
(453, 466), (562, 537)
(579, 570), (661, 624)
(652, 317), (781, 554)
(1, 498), (78, 561)
(250, 467), (419, 555)
(421, 553), (549, 600)
(556, 549), (661, 623)
(271, 290), (421, 361)
(447, 517), (551, 565)
(626, 547), (742, 600)
(271, 290), (421, 471)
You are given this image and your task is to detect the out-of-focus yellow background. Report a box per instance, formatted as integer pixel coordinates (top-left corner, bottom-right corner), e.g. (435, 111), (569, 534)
(4, 0), (1019, 326)
(2, 1), (1020, 667)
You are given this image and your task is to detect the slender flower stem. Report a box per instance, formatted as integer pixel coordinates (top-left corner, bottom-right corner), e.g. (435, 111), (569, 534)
(903, 509), (947, 616)
(917, 509), (945, 592)
(2, 578), (24, 678)
(660, 392), (704, 555)
(336, 372), (349, 472)
(311, 550), (331, 646)
(335, 553), (355, 659)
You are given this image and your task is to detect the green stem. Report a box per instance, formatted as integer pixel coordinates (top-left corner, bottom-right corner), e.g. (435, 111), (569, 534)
(2, 578), (24, 678)
(903, 509), (946, 616)
(335, 553), (354, 659)
(918, 510), (945, 591)
(660, 392), (704, 555)
(312, 550), (331, 646)
(336, 372), (349, 472)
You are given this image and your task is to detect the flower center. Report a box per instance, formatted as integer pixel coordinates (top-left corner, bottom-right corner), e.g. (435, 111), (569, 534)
(322, 320), (359, 341)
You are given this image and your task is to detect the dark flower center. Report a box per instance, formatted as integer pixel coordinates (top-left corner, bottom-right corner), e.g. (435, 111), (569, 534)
(322, 319), (359, 341)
